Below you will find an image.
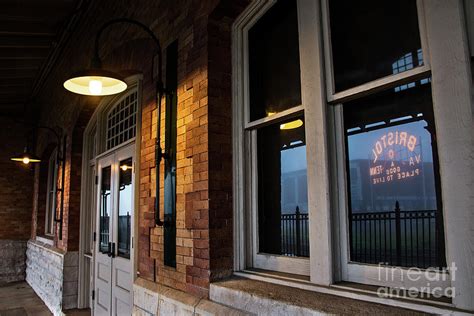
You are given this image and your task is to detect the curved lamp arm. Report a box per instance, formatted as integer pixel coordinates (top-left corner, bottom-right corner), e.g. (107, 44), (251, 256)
(92, 18), (163, 88)
(93, 18), (166, 226)
(36, 126), (65, 162)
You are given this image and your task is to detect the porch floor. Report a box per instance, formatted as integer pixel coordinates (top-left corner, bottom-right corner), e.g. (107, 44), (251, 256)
(0, 282), (91, 316)
(0, 282), (51, 315)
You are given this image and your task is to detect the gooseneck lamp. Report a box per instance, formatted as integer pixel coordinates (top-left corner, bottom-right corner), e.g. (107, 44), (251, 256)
(10, 147), (41, 164)
(11, 126), (67, 240)
(63, 18), (169, 227)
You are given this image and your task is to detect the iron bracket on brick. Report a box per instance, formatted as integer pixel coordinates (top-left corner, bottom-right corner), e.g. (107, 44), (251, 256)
(94, 18), (172, 228)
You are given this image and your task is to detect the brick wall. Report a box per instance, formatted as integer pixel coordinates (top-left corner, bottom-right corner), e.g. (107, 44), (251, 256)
(0, 117), (34, 240)
(0, 118), (34, 284)
(26, 0), (249, 299)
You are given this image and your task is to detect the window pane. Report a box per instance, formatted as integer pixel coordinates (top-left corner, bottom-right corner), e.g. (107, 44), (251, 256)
(257, 116), (309, 257)
(248, 0), (301, 121)
(106, 91), (137, 150)
(46, 151), (57, 235)
(99, 166), (111, 253)
(164, 40), (178, 268)
(344, 83), (446, 269)
(329, 0), (423, 92)
(118, 158), (132, 259)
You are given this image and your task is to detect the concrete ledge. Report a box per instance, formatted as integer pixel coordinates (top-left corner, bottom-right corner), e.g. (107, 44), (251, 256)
(210, 277), (426, 315)
(25, 240), (79, 315)
(133, 277), (249, 316)
(0, 239), (27, 285)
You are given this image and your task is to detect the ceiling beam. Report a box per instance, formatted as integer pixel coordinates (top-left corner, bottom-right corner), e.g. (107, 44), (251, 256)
(0, 59), (43, 69)
(0, 35), (54, 48)
(0, 68), (38, 78)
(0, 47), (50, 60)
(0, 21), (57, 37)
(0, 78), (34, 85)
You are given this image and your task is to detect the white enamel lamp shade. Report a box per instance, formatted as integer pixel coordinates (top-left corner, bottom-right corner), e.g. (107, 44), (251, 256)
(63, 68), (127, 96)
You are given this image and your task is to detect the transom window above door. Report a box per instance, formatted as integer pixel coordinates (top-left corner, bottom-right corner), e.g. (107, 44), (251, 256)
(106, 91), (138, 150)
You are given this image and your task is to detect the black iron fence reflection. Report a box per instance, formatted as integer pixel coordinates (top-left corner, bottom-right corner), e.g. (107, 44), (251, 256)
(281, 207), (309, 257)
(118, 213), (131, 258)
(350, 202), (445, 269)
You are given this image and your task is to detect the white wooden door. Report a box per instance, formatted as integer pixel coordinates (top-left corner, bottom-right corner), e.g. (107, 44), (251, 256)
(95, 154), (114, 315)
(110, 145), (134, 315)
(94, 144), (134, 316)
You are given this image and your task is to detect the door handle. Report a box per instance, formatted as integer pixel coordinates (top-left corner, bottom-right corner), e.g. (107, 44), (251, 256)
(108, 242), (116, 258)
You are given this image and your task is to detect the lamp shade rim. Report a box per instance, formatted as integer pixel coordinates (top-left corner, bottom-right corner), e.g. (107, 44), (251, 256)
(63, 68), (128, 96)
(67, 68), (126, 81)
(11, 151), (41, 163)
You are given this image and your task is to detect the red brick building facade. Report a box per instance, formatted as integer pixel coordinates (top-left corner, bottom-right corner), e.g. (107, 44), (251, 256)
(1, 0), (473, 315)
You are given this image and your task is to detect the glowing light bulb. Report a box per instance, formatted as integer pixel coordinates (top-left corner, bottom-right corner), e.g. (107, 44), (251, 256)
(22, 157), (30, 165)
(89, 79), (103, 95)
(121, 165), (129, 171)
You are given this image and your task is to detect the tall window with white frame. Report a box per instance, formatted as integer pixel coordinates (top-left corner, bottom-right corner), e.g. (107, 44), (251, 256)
(45, 149), (57, 236)
(244, 0), (309, 275)
(325, 0), (447, 291)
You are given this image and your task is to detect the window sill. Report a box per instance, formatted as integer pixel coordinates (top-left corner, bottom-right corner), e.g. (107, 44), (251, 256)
(36, 235), (54, 246)
(218, 270), (467, 314)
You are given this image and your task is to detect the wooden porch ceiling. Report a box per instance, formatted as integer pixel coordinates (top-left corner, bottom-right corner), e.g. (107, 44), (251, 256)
(0, 0), (79, 117)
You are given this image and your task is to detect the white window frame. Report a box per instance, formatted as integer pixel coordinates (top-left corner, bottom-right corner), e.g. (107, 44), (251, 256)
(232, 0), (332, 278)
(234, 0), (474, 311)
(320, 0), (451, 291)
(45, 149), (58, 236)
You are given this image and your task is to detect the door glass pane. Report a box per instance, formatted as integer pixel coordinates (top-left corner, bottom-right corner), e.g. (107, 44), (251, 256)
(257, 115), (309, 257)
(329, 0), (422, 92)
(344, 82), (446, 269)
(118, 158), (133, 259)
(100, 166), (111, 253)
(248, 0), (301, 121)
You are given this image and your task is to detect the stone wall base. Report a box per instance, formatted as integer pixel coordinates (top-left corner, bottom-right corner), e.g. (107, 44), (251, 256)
(133, 278), (248, 316)
(0, 240), (27, 285)
(25, 239), (79, 316)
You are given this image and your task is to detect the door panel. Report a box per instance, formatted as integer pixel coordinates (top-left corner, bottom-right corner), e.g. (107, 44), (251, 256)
(95, 156), (114, 316)
(94, 144), (134, 316)
(111, 146), (134, 315)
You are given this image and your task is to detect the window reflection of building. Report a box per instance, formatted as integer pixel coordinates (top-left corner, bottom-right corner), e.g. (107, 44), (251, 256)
(281, 166), (308, 214)
(393, 49), (431, 92)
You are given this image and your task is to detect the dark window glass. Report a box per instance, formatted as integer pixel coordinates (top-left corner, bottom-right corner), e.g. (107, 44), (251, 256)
(257, 116), (309, 257)
(99, 166), (111, 253)
(344, 82), (446, 269)
(329, 0), (422, 92)
(249, 0), (301, 121)
(118, 158), (133, 259)
(164, 40), (178, 268)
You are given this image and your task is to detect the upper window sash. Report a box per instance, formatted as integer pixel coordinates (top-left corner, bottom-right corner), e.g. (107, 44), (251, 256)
(243, 0), (303, 129)
(321, 0), (431, 104)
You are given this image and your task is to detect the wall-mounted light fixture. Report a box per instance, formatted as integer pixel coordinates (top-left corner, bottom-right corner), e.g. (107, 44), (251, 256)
(11, 126), (67, 240)
(10, 147), (41, 165)
(63, 18), (170, 227)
